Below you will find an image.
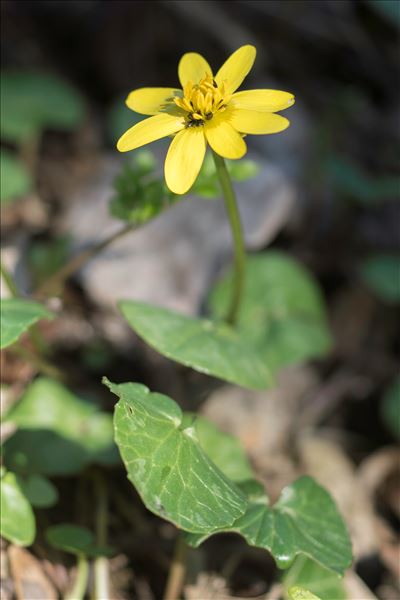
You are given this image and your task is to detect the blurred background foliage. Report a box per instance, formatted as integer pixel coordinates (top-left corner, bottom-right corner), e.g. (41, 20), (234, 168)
(1, 1), (399, 598)
(1, 0), (398, 249)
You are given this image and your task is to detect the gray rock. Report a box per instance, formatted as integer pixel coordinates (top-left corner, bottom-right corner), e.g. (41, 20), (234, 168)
(63, 145), (296, 314)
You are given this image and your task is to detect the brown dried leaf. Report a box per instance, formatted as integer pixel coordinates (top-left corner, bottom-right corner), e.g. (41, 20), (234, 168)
(8, 545), (57, 600)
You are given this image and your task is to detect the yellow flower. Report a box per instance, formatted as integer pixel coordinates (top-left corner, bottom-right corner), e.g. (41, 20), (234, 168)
(117, 45), (294, 195)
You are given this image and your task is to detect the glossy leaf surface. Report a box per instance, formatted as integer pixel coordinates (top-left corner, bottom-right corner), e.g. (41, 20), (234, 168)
(185, 476), (352, 576)
(210, 252), (332, 375)
(107, 379), (247, 533)
(183, 413), (254, 483)
(119, 300), (272, 390)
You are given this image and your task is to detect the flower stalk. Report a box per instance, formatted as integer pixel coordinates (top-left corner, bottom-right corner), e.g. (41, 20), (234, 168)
(212, 151), (245, 325)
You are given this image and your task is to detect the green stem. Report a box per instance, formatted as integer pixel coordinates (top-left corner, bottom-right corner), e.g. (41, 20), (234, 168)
(212, 151), (246, 325)
(65, 553), (89, 600)
(163, 533), (187, 600)
(93, 472), (110, 600)
(1, 261), (19, 297)
(34, 222), (136, 299)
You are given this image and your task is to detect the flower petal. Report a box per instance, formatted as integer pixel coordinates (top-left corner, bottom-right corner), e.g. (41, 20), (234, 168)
(165, 128), (206, 195)
(205, 115), (247, 159)
(228, 108), (290, 134)
(178, 53), (213, 87)
(231, 89), (295, 112)
(117, 113), (184, 152)
(215, 45), (256, 94)
(126, 88), (181, 115)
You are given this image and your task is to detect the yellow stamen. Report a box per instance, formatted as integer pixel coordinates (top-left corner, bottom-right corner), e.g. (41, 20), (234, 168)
(173, 74), (231, 127)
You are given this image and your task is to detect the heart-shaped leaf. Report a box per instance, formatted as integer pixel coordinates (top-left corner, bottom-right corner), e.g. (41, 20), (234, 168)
(283, 556), (347, 600)
(0, 470), (35, 546)
(119, 301), (272, 390)
(3, 378), (119, 475)
(106, 379), (247, 533)
(210, 252), (332, 376)
(0, 298), (53, 349)
(185, 477), (352, 576)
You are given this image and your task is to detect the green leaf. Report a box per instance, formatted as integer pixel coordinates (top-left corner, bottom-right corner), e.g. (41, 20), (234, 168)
(185, 476), (352, 576)
(0, 298), (53, 350)
(109, 151), (177, 224)
(4, 430), (91, 476)
(17, 474), (59, 508)
(183, 413), (255, 483)
(328, 157), (399, 205)
(0, 471), (35, 546)
(381, 376), (400, 439)
(367, 0), (400, 26)
(119, 300), (273, 390)
(3, 377), (119, 475)
(106, 379), (247, 533)
(46, 523), (114, 557)
(1, 71), (86, 144)
(360, 254), (400, 303)
(210, 252), (332, 376)
(191, 152), (260, 199)
(28, 236), (71, 287)
(283, 556), (347, 600)
(288, 587), (321, 600)
(107, 95), (145, 143)
(228, 158), (260, 182)
(0, 150), (33, 205)
(46, 524), (94, 555)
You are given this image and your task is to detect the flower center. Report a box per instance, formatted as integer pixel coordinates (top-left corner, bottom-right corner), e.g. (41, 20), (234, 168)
(174, 74), (231, 128)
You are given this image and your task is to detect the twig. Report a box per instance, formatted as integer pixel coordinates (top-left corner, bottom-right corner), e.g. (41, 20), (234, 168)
(163, 534), (187, 600)
(34, 222), (136, 298)
(10, 344), (64, 380)
(297, 368), (372, 428)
